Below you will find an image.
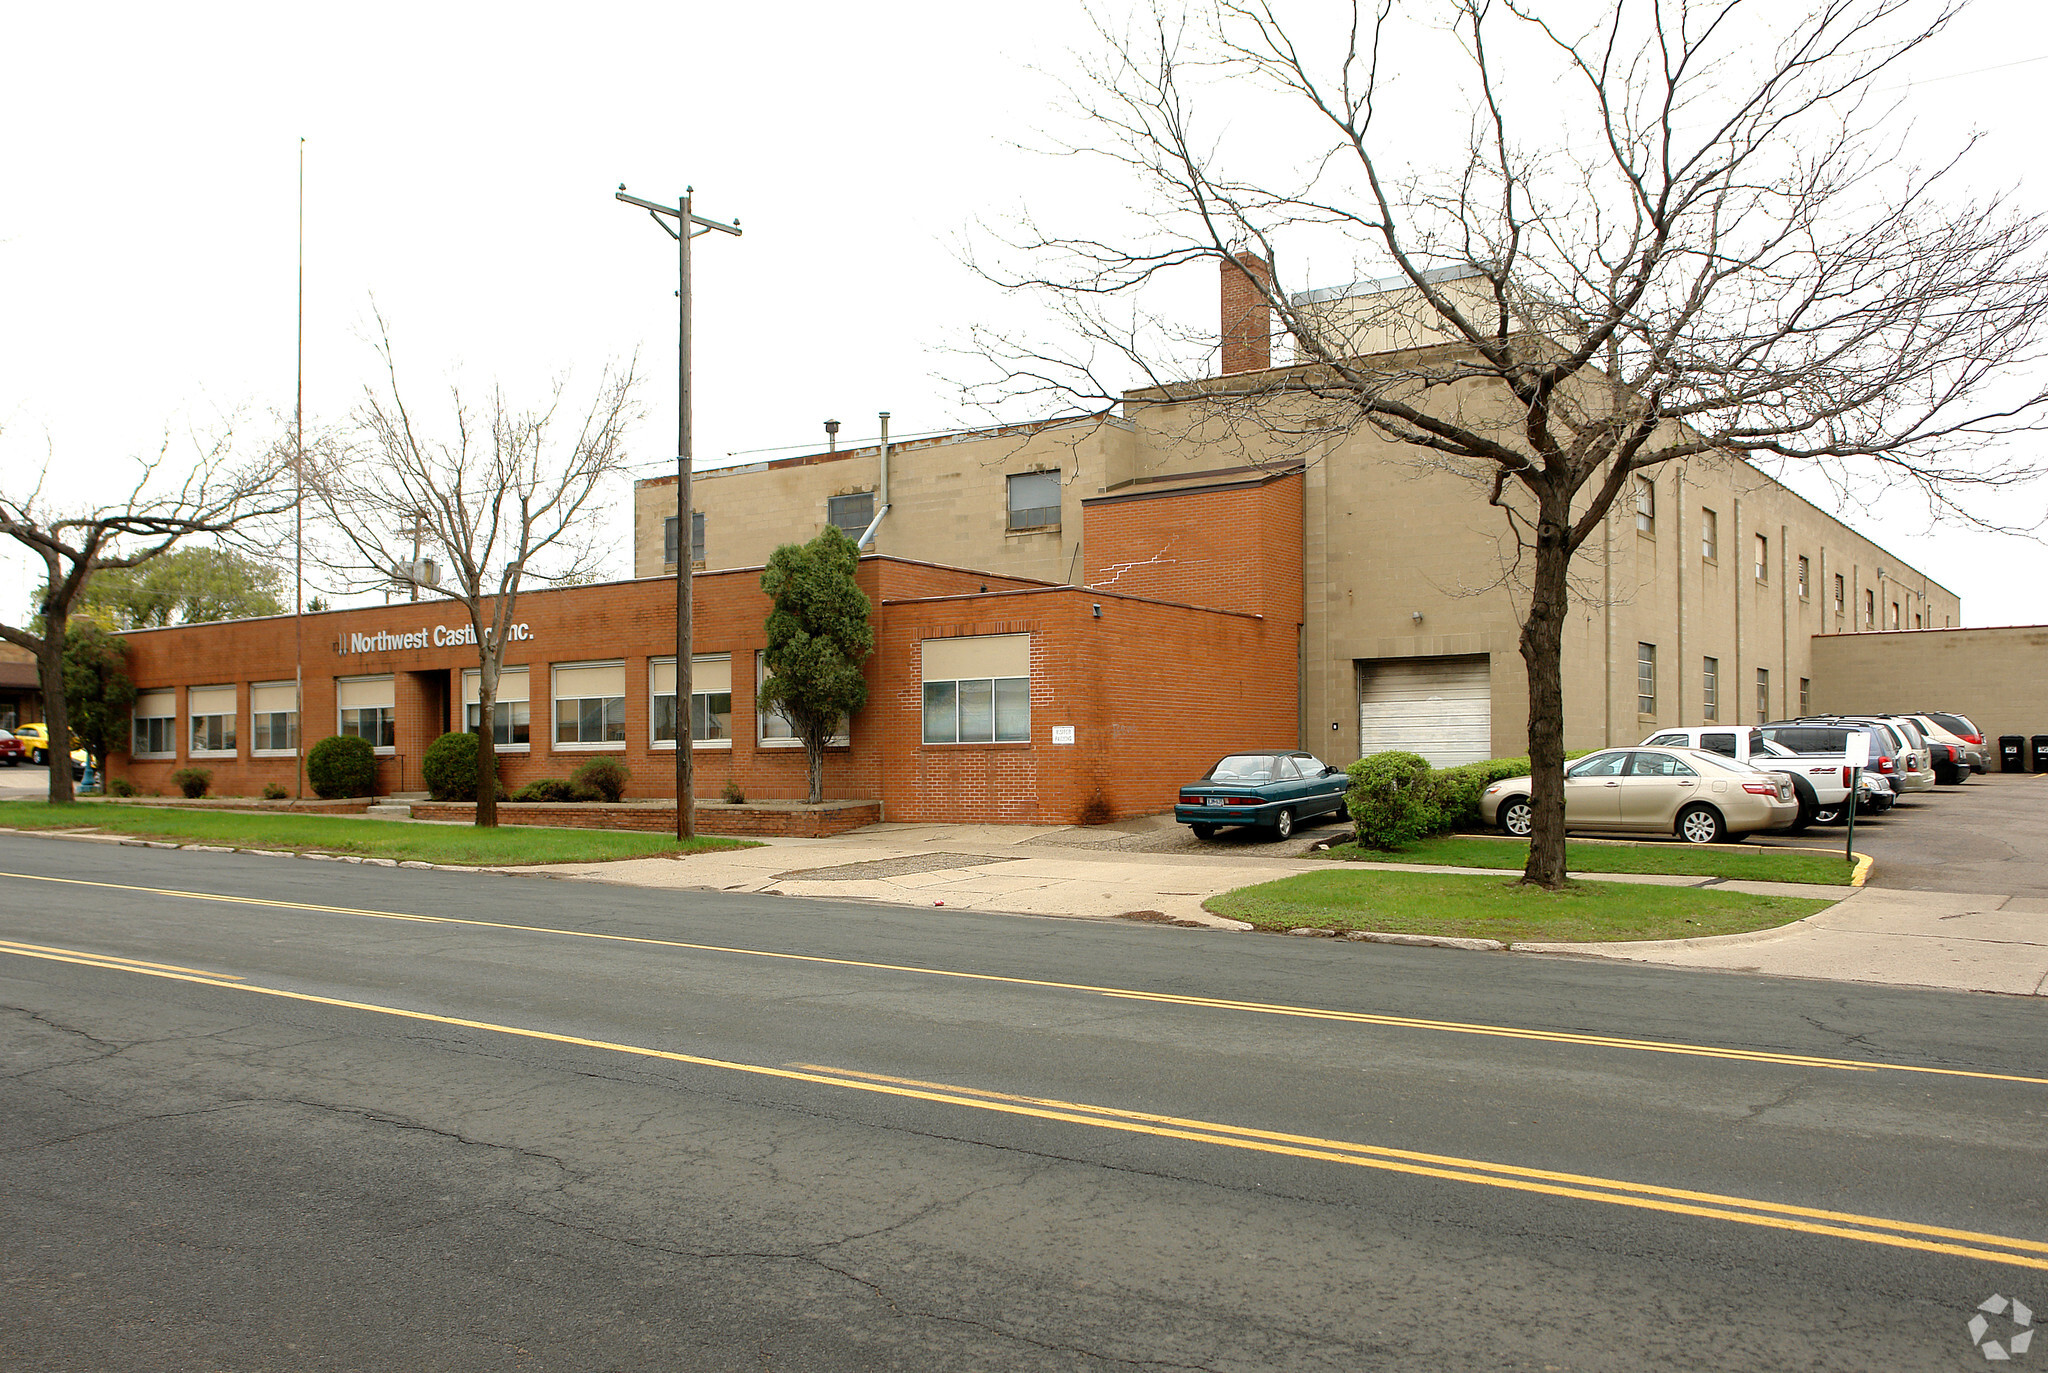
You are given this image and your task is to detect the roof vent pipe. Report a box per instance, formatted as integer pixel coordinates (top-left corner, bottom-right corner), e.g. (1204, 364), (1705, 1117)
(824, 418), (840, 453)
(855, 411), (892, 550)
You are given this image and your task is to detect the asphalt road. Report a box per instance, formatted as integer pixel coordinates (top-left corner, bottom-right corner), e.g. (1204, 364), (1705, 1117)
(3, 835), (2045, 1371)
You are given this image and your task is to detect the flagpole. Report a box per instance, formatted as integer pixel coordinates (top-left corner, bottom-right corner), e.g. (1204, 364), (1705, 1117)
(293, 136), (306, 803)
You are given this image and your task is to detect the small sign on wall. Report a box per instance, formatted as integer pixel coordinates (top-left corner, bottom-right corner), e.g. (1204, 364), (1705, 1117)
(1051, 725), (1075, 745)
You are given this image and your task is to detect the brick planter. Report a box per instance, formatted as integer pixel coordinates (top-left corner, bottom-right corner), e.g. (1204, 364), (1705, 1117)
(83, 796), (377, 815)
(407, 798), (881, 838)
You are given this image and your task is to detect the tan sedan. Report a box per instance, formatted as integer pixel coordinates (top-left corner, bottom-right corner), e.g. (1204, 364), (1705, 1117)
(1478, 747), (1799, 844)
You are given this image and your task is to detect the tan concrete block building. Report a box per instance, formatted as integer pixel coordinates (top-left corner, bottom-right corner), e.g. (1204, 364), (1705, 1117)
(640, 265), (1957, 770)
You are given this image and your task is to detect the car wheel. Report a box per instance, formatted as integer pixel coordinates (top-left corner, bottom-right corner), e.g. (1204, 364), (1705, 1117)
(1784, 778), (1815, 833)
(1190, 823), (1216, 841)
(1271, 808), (1295, 840)
(1677, 804), (1725, 845)
(1499, 797), (1533, 837)
(31, 748), (45, 765)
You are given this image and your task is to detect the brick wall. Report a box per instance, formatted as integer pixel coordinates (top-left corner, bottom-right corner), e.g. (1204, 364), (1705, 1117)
(1082, 470), (1305, 624)
(107, 552), (1296, 827)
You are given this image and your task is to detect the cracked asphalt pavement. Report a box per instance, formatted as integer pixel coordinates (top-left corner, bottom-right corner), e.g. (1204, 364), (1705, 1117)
(3, 834), (2045, 1370)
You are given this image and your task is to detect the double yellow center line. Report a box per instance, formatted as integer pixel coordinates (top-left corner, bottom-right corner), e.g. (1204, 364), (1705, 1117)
(3, 931), (2044, 1272)
(4, 870), (2042, 1088)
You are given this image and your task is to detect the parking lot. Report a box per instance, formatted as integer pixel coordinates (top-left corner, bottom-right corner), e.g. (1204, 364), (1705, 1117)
(1750, 769), (2048, 897)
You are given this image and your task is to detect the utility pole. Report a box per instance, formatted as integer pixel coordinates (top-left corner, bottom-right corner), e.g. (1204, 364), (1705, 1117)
(615, 184), (741, 841)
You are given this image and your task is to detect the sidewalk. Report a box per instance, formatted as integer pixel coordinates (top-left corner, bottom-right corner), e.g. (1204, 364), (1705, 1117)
(512, 817), (2048, 998)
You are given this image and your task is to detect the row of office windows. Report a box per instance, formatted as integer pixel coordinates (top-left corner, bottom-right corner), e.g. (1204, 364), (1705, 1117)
(1641, 645), (1810, 723)
(128, 637), (1035, 759)
(1632, 479), (1943, 629)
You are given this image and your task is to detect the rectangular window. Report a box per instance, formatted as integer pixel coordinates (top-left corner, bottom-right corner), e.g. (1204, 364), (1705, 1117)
(1633, 476), (1655, 535)
(1914, 612), (1922, 630)
(827, 492), (875, 542)
(1800, 677), (1811, 714)
(132, 689), (176, 758)
(250, 681), (299, 755)
(1797, 556), (1810, 599)
(662, 512), (706, 566)
(922, 634), (1031, 743)
(1700, 509), (1717, 561)
(757, 651), (849, 746)
(336, 676), (396, 752)
(1754, 533), (1769, 582)
(1007, 470), (1062, 532)
(1637, 643), (1656, 715)
(1890, 601), (1901, 630)
(553, 662), (626, 746)
(1864, 589), (1875, 627)
(650, 655), (733, 749)
(188, 685), (237, 756)
(1756, 668), (1770, 724)
(1701, 657), (1719, 722)
(462, 668), (531, 750)
(1834, 573), (1845, 613)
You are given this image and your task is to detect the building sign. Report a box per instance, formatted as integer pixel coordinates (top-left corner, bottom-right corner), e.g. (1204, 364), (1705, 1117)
(1051, 725), (1075, 745)
(339, 621), (535, 656)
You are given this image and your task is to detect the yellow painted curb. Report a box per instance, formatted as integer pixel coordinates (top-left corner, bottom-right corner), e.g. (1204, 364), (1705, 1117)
(1850, 853), (1874, 887)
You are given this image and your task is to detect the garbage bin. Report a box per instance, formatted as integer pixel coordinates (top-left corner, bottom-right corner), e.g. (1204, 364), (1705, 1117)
(2033, 736), (2048, 772)
(2001, 735), (2026, 772)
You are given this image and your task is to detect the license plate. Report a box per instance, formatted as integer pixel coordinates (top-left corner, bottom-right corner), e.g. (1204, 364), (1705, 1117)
(1205, 797), (1227, 807)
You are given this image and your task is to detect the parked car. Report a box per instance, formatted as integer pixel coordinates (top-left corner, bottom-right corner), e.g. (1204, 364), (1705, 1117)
(1176, 750), (1351, 840)
(1639, 726), (1858, 830)
(1479, 746), (1799, 844)
(1848, 716), (1937, 795)
(12, 723), (72, 766)
(1917, 710), (1986, 759)
(1768, 718), (1930, 797)
(0, 729), (22, 767)
(1900, 713), (1982, 780)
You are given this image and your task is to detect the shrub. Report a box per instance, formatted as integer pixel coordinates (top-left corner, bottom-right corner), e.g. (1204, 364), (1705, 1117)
(307, 735), (377, 799)
(169, 767), (213, 800)
(261, 782), (289, 801)
(1344, 751), (1436, 849)
(421, 730), (494, 802)
(107, 777), (138, 798)
(569, 756), (629, 803)
(512, 778), (576, 803)
(721, 777), (746, 804)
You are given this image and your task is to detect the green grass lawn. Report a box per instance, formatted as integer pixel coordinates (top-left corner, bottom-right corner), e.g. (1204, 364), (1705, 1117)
(1207, 868), (1834, 943)
(1317, 833), (1855, 885)
(0, 801), (756, 866)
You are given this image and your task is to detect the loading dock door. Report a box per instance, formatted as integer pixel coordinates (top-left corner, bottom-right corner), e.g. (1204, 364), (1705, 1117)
(1356, 654), (1492, 767)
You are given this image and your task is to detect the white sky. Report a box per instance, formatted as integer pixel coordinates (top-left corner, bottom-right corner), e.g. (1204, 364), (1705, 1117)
(4, 0), (2046, 626)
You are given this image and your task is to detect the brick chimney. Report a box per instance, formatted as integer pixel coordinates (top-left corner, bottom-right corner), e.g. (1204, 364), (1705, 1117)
(1220, 251), (1272, 375)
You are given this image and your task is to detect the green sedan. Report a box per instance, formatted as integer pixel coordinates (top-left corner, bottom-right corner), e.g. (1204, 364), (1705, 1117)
(1175, 750), (1351, 841)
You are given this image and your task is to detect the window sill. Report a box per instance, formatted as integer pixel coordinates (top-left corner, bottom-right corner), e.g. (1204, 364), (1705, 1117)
(190, 749), (239, 760)
(480, 746), (532, 754)
(373, 748), (396, 757)
(920, 741), (1033, 749)
(651, 739), (735, 751)
(758, 739), (850, 750)
(1005, 525), (1061, 537)
(552, 743), (627, 753)
(252, 749), (298, 759)
(132, 753), (177, 762)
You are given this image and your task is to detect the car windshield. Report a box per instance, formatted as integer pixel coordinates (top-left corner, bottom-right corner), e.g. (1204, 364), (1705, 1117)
(1205, 754), (1280, 782)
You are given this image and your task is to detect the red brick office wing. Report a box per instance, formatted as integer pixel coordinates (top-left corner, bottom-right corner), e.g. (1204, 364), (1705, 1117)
(879, 586), (1294, 825)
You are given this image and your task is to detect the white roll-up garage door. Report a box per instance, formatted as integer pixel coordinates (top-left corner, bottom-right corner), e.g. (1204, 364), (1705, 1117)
(1356, 654), (1492, 767)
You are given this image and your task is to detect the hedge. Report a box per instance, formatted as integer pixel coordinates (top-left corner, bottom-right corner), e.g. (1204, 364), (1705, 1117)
(307, 735), (377, 799)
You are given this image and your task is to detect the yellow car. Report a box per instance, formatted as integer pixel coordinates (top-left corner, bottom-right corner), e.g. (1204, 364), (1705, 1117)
(13, 724), (87, 776)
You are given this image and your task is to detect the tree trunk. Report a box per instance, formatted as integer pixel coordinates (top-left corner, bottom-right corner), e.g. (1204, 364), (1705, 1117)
(1518, 498), (1573, 890)
(37, 616), (75, 805)
(476, 662), (499, 829)
(805, 738), (824, 805)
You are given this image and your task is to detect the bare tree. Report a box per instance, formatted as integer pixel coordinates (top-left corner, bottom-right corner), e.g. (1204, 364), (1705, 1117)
(312, 315), (639, 827)
(968, 0), (2048, 887)
(1, 429), (293, 803)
